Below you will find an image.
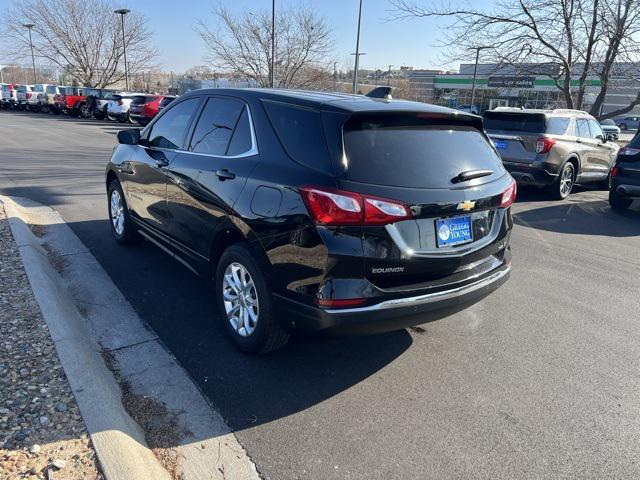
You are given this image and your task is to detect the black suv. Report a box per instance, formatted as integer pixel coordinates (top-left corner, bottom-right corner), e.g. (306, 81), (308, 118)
(609, 133), (640, 210)
(106, 89), (514, 353)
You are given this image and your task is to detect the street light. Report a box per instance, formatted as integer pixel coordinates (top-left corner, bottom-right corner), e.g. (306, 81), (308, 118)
(114, 8), (131, 91)
(469, 46), (490, 113)
(387, 64), (393, 87)
(23, 23), (37, 84)
(352, 0), (363, 94)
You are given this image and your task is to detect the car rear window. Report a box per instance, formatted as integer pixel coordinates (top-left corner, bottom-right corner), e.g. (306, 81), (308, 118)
(628, 133), (640, 147)
(343, 113), (502, 188)
(483, 112), (546, 133)
(17, 86), (27, 92)
(160, 97), (176, 108)
(46, 86), (57, 94)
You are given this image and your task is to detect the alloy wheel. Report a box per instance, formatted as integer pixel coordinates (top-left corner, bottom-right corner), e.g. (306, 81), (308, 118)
(560, 164), (574, 197)
(222, 262), (259, 337)
(110, 189), (125, 235)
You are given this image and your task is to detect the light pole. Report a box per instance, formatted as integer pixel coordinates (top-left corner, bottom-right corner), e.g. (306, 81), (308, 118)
(333, 61), (338, 91)
(387, 64), (393, 87)
(23, 23), (37, 84)
(271, 0), (276, 88)
(469, 46), (489, 112)
(114, 8), (131, 91)
(352, 0), (363, 94)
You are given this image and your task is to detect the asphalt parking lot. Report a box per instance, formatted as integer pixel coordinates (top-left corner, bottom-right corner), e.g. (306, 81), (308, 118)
(1, 110), (640, 480)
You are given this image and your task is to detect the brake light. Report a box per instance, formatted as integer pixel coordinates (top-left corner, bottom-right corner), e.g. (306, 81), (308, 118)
(619, 146), (640, 156)
(26, 92), (31, 99)
(299, 186), (412, 226)
(611, 166), (619, 178)
(536, 137), (556, 154)
(499, 179), (517, 208)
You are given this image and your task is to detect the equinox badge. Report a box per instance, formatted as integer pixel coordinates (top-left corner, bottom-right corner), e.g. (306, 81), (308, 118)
(457, 200), (476, 212)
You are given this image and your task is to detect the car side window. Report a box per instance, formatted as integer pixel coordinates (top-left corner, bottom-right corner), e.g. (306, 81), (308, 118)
(189, 97), (245, 155)
(546, 117), (570, 135)
(576, 118), (590, 138)
(588, 119), (604, 139)
(148, 97), (200, 150)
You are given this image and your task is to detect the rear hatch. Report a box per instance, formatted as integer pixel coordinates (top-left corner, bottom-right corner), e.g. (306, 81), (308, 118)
(617, 134), (640, 181)
(337, 111), (513, 291)
(483, 111), (548, 164)
(129, 95), (154, 115)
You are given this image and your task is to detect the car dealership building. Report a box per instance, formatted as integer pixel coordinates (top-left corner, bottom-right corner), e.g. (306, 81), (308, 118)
(407, 63), (640, 116)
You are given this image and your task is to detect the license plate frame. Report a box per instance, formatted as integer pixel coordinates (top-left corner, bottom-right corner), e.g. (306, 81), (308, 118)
(435, 215), (473, 248)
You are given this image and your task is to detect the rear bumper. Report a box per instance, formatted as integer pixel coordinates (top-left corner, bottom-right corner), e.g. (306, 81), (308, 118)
(502, 161), (558, 186)
(612, 180), (640, 198)
(275, 260), (511, 336)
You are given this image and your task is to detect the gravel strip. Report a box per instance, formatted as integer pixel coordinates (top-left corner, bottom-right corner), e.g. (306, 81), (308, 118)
(0, 204), (103, 480)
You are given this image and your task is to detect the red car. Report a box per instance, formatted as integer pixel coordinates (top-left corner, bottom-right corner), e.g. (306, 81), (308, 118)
(54, 87), (88, 116)
(129, 95), (176, 125)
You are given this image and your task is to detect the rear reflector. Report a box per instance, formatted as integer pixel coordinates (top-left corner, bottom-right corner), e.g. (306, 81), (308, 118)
(499, 179), (517, 208)
(611, 166), (619, 178)
(316, 298), (366, 308)
(536, 137), (556, 154)
(299, 186), (411, 226)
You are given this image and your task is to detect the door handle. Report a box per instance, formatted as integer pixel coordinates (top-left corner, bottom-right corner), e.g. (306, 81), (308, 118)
(215, 169), (236, 180)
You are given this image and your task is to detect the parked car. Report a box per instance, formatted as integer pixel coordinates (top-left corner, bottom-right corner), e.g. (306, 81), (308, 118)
(129, 95), (166, 125)
(54, 86), (87, 116)
(599, 118), (621, 140)
(16, 85), (35, 110)
(614, 115), (640, 131)
(0, 83), (17, 109)
(457, 104), (479, 115)
(105, 89), (514, 353)
(38, 85), (64, 113)
(85, 88), (117, 119)
(107, 93), (145, 122)
(157, 95), (177, 114)
(609, 133), (640, 210)
(484, 108), (618, 199)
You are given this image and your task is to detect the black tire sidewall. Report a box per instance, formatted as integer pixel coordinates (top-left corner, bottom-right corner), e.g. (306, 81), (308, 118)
(215, 245), (276, 353)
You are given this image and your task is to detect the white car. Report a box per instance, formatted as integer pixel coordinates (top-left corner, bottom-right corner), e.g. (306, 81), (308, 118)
(16, 85), (35, 110)
(107, 92), (145, 122)
(0, 83), (17, 108)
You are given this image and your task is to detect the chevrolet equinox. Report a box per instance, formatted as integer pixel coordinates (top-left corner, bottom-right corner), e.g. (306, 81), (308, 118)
(106, 89), (514, 353)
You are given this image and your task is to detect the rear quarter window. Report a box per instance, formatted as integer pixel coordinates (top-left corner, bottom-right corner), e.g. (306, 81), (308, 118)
(343, 113), (503, 189)
(546, 117), (570, 135)
(263, 100), (332, 173)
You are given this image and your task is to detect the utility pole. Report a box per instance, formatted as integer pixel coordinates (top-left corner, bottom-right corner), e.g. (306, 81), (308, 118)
(23, 24), (37, 84)
(271, 0), (275, 88)
(387, 64), (393, 87)
(333, 61), (338, 91)
(352, 0), (363, 94)
(114, 9), (131, 91)
(469, 46), (488, 113)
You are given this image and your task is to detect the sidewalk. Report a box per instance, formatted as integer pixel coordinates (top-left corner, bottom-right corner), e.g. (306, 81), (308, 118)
(0, 203), (103, 479)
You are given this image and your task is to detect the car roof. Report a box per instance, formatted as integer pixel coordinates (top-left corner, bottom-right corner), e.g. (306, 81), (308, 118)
(180, 87), (479, 117)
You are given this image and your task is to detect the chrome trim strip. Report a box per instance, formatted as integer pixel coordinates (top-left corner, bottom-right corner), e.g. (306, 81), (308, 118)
(324, 266), (510, 314)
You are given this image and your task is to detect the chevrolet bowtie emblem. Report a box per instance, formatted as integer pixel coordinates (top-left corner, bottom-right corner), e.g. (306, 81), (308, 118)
(457, 200), (476, 211)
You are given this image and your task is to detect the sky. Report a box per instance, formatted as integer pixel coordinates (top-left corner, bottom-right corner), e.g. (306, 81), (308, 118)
(0, 0), (496, 73)
(113, 0), (471, 72)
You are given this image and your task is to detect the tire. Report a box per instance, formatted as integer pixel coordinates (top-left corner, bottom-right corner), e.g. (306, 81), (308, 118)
(40, 104), (50, 114)
(597, 170), (613, 191)
(620, 123), (628, 131)
(78, 103), (91, 119)
(107, 180), (142, 245)
(548, 162), (575, 200)
(215, 244), (289, 354)
(609, 190), (632, 210)
(94, 110), (104, 120)
(117, 113), (129, 123)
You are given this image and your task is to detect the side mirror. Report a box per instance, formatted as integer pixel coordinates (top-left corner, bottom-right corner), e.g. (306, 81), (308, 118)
(117, 128), (141, 145)
(596, 134), (606, 143)
(606, 133), (616, 142)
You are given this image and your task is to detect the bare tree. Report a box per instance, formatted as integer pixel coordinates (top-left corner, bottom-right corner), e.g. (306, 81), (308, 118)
(392, 0), (640, 119)
(1, 0), (158, 88)
(197, 4), (334, 89)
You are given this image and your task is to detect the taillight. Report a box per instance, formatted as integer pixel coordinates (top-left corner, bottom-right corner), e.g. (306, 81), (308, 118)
(618, 146), (640, 156)
(536, 137), (556, 154)
(26, 92), (32, 99)
(499, 179), (517, 208)
(611, 166), (619, 178)
(299, 186), (412, 226)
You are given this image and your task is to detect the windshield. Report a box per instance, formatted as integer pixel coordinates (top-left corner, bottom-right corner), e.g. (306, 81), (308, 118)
(483, 112), (547, 133)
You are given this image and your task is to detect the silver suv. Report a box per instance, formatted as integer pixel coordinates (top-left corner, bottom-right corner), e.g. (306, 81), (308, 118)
(484, 108), (619, 199)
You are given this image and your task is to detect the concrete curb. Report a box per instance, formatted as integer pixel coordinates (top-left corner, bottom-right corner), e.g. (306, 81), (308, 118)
(1, 195), (261, 480)
(1, 195), (172, 480)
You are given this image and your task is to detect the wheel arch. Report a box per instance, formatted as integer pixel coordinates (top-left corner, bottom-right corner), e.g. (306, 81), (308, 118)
(564, 155), (580, 178)
(105, 169), (119, 192)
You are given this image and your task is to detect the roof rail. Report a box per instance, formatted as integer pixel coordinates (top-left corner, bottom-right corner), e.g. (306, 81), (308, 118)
(552, 108), (590, 116)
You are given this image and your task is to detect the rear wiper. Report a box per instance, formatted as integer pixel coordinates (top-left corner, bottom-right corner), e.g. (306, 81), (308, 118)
(451, 169), (494, 184)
